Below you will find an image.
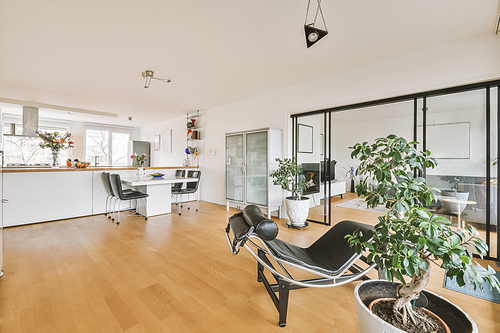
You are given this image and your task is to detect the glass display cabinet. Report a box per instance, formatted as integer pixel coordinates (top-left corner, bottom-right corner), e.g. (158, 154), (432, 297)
(225, 128), (282, 217)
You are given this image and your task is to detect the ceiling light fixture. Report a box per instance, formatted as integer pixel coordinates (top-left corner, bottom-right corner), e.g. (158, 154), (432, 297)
(304, 0), (328, 48)
(141, 70), (171, 88)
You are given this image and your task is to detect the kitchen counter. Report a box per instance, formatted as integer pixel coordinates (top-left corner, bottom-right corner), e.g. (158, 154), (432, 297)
(1, 166), (200, 227)
(2, 165), (198, 173)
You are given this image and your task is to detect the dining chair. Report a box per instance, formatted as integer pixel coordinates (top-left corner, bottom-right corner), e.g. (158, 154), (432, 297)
(109, 173), (149, 224)
(175, 170), (201, 215)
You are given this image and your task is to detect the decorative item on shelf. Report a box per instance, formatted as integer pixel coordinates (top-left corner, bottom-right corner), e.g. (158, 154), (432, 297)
(270, 158), (314, 229)
(131, 152), (148, 180)
(343, 164), (357, 193)
(185, 146), (197, 155)
(182, 158), (190, 166)
(36, 131), (74, 168)
(186, 118), (196, 128)
(346, 134), (499, 333)
(66, 159), (72, 167)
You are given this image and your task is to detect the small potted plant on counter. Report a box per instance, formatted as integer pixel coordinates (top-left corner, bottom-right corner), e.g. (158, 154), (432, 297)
(345, 134), (499, 333)
(131, 153), (148, 180)
(270, 158), (313, 228)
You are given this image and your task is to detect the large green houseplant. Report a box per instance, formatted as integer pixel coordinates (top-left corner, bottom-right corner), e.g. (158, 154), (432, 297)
(270, 158), (313, 227)
(346, 135), (499, 332)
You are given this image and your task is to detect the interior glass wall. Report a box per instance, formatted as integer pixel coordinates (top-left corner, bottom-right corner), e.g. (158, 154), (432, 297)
(292, 80), (500, 259)
(294, 113), (331, 225)
(420, 90), (493, 256)
(491, 86), (498, 258)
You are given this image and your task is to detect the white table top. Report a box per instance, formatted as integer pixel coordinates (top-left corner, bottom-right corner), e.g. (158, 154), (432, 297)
(121, 176), (198, 186)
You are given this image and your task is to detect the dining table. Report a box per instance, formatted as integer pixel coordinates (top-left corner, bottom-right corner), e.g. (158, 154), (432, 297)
(121, 175), (198, 217)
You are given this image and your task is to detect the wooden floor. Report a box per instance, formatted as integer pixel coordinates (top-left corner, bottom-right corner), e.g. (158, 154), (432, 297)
(0, 197), (499, 332)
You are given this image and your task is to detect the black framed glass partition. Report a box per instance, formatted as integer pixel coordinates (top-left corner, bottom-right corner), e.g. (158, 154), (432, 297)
(291, 79), (500, 260)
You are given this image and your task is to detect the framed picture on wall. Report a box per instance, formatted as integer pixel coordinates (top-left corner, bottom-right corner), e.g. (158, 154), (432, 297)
(298, 123), (313, 154)
(153, 134), (160, 151)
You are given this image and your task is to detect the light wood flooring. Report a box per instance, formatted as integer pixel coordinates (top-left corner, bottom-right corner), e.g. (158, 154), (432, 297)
(0, 197), (499, 332)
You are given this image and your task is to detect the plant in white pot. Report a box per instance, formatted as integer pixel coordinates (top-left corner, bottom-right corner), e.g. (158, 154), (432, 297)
(345, 134), (499, 333)
(270, 158), (313, 228)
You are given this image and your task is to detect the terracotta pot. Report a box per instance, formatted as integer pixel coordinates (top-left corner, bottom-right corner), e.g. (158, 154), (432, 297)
(354, 280), (478, 333)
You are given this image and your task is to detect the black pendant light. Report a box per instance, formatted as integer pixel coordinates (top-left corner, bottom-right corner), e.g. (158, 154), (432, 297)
(304, 0), (328, 48)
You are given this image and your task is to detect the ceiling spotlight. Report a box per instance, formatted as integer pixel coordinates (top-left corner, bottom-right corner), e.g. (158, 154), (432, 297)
(304, 0), (328, 48)
(141, 70), (171, 88)
(128, 117), (133, 121)
(307, 31), (319, 43)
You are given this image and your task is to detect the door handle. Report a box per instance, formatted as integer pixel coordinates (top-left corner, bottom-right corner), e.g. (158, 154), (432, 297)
(1, 199), (8, 203)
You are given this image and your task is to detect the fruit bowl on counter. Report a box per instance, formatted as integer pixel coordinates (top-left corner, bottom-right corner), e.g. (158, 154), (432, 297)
(152, 173), (164, 179)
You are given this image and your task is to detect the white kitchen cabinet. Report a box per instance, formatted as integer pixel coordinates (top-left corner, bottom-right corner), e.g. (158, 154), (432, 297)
(225, 128), (282, 217)
(3, 171), (93, 227)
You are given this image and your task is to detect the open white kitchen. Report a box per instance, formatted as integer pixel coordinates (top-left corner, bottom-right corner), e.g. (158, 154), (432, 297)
(2, 166), (198, 227)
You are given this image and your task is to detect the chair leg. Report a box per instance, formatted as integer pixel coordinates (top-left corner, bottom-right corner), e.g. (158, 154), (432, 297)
(104, 195), (110, 216)
(114, 199), (121, 224)
(278, 278), (290, 327)
(178, 194), (182, 215)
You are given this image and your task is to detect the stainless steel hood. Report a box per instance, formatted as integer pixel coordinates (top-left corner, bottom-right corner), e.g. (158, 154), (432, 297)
(22, 106), (39, 137)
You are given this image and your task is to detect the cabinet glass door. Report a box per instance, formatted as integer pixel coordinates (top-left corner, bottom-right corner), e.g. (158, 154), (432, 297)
(246, 131), (268, 206)
(226, 134), (244, 202)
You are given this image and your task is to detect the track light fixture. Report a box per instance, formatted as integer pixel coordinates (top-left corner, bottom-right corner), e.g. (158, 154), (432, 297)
(304, 0), (328, 48)
(141, 70), (171, 88)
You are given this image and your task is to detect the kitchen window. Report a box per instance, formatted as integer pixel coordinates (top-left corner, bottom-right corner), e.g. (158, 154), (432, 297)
(84, 124), (133, 166)
(3, 117), (71, 166)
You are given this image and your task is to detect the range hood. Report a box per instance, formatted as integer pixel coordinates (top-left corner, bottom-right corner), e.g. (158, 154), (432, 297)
(22, 106), (39, 137)
(5, 106), (39, 137)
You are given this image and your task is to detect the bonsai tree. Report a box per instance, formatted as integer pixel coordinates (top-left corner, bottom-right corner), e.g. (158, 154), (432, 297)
(270, 158), (312, 199)
(345, 134), (499, 330)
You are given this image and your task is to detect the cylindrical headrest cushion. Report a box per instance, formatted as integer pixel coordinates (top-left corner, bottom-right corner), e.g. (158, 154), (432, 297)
(243, 205), (279, 241)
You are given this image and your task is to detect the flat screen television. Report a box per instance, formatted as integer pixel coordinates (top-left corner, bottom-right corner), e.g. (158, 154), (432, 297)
(320, 160), (337, 182)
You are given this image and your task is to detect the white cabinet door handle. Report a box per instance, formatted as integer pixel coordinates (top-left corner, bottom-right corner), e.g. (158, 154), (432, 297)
(1, 199), (8, 203)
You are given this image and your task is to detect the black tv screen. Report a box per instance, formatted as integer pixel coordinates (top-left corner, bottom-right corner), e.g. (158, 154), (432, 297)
(320, 160), (336, 182)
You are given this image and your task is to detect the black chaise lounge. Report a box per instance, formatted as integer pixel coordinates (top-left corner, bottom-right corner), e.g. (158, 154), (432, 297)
(225, 205), (377, 327)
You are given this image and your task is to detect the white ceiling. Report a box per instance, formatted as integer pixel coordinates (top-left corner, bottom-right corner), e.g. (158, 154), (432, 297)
(0, 0), (499, 127)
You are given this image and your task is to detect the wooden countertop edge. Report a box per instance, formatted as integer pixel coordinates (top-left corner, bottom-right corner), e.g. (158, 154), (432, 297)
(2, 166), (199, 173)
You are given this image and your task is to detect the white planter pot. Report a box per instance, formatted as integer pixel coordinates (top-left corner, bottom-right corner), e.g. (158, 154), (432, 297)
(354, 280), (478, 333)
(285, 196), (310, 227)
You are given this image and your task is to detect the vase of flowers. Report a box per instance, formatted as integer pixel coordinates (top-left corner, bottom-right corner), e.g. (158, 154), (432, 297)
(343, 164), (357, 193)
(131, 153), (147, 179)
(36, 131), (74, 168)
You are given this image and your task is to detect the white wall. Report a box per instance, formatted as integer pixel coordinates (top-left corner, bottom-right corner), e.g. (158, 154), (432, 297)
(140, 33), (500, 206)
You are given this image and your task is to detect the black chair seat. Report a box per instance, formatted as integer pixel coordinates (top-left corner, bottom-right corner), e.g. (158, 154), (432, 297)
(122, 192), (149, 199)
(265, 220), (372, 276)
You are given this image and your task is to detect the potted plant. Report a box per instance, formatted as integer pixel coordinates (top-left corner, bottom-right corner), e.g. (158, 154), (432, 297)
(131, 152), (148, 180)
(270, 158), (313, 228)
(345, 134), (499, 333)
